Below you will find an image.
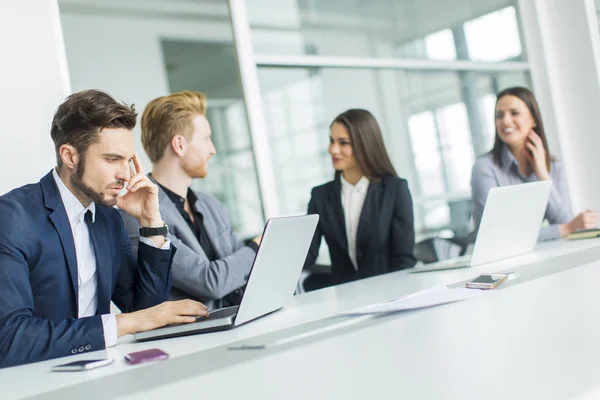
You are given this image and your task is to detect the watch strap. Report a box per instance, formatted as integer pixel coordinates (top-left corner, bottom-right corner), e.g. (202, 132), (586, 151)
(139, 222), (169, 237)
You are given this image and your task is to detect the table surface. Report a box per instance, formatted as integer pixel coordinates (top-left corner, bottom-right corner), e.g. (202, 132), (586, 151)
(4, 237), (600, 400)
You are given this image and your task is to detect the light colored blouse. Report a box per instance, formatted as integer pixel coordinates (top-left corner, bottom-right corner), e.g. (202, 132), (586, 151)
(341, 175), (370, 269)
(471, 145), (572, 241)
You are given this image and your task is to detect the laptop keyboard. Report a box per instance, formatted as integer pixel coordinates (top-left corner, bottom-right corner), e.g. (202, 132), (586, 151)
(195, 305), (239, 322)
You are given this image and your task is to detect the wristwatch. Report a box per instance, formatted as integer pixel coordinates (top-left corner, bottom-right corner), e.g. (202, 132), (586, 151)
(139, 222), (169, 238)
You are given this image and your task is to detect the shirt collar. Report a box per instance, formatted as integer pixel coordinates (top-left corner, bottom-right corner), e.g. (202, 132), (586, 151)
(340, 175), (370, 194)
(156, 182), (195, 212)
(52, 168), (96, 227)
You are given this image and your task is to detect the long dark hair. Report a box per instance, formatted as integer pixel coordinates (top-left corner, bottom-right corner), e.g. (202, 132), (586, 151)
(331, 109), (397, 181)
(491, 86), (552, 171)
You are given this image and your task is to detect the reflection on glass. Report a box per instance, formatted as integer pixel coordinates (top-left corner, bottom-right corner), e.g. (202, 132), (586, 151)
(409, 112), (438, 154)
(436, 103), (474, 193)
(464, 7), (522, 61)
(248, 0), (523, 61)
(257, 66), (530, 237)
(425, 29), (457, 61)
(479, 93), (498, 152)
(423, 201), (451, 229)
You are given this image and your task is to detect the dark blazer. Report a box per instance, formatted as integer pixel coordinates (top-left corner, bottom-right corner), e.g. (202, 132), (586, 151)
(305, 174), (416, 285)
(0, 171), (174, 368)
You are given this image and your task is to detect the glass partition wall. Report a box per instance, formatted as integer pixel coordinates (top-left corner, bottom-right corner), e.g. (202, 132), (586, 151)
(231, 0), (530, 242)
(58, 0), (532, 244)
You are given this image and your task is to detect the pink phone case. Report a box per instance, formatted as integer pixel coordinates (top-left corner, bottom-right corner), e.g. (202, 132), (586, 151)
(124, 348), (169, 365)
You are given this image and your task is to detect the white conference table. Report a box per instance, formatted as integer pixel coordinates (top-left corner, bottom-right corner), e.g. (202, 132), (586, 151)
(3, 237), (600, 399)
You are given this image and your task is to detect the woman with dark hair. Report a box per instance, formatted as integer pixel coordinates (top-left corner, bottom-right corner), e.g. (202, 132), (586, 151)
(471, 86), (597, 241)
(304, 109), (416, 287)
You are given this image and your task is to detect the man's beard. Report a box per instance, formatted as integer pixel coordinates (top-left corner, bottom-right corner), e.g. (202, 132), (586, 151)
(182, 156), (207, 179)
(71, 157), (119, 207)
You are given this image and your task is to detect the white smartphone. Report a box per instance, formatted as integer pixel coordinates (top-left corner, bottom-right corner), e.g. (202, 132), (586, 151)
(51, 358), (114, 372)
(465, 273), (508, 290)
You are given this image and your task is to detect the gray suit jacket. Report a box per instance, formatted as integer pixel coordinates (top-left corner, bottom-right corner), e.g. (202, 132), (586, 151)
(119, 182), (256, 310)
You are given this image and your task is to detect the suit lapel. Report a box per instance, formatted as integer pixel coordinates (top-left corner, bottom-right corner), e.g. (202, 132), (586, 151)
(355, 179), (382, 254)
(193, 195), (223, 258)
(41, 171), (79, 306)
(88, 211), (111, 315)
(329, 175), (349, 251)
(151, 176), (207, 256)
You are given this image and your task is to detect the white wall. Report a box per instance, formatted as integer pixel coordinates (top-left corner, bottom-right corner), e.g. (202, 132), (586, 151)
(59, 12), (232, 170)
(519, 0), (600, 214)
(0, 0), (70, 194)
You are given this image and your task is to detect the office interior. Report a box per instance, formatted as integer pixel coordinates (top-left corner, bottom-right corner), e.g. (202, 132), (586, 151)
(4, 0), (600, 239)
(4, 0), (600, 398)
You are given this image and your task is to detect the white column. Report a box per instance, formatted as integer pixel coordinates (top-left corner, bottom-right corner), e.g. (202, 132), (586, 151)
(228, 0), (280, 218)
(0, 0), (71, 194)
(518, 0), (600, 213)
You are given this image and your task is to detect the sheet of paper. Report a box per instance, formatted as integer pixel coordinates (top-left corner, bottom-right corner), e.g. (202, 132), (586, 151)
(342, 284), (485, 315)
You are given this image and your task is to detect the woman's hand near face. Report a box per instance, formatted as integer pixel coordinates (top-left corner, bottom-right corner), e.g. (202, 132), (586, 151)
(523, 130), (550, 181)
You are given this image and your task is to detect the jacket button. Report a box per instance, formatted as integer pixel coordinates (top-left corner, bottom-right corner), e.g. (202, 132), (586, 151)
(78, 346), (85, 353)
(71, 349), (78, 355)
(85, 345), (91, 351)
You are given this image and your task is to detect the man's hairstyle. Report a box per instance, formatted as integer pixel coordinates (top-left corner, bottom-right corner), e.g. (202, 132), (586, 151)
(141, 91), (207, 163)
(51, 89), (137, 169)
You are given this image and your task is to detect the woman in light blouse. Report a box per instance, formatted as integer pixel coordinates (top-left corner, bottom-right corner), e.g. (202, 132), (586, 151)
(304, 109), (416, 286)
(471, 86), (597, 241)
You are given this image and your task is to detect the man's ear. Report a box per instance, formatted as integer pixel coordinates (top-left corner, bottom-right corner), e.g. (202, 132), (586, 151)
(171, 135), (187, 157)
(58, 144), (79, 170)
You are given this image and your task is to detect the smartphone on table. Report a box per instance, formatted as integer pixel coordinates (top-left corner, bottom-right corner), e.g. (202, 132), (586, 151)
(52, 358), (114, 372)
(124, 348), (169, 365)
(466, 273), (508, 290)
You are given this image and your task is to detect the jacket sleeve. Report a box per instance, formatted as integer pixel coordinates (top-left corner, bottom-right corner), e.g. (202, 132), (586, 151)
(0, 199), (105, 368)
(119, 209), (253, 302)
(390, 179), (417, 270)
(304, 189), (323, 268)
(538, 162), (573, 241)
(166, 235), (254, 301)
(112, 209), (173, 312)
(471, 158), (498, 233)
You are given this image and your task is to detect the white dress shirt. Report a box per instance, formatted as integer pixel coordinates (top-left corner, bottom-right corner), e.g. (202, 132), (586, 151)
(52, 169), (169, 348)
(341, 175), (370, 270)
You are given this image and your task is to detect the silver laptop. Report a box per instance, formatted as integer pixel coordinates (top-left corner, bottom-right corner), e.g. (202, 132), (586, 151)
(411, 181), (553, 273)
(135, 214), (319, 342)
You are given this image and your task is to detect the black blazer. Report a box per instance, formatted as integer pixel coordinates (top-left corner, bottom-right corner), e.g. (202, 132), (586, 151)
(305, 174), (416, 285)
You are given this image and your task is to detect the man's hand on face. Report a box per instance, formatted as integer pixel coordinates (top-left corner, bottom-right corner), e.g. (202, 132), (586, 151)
(116, 154), (166, 247)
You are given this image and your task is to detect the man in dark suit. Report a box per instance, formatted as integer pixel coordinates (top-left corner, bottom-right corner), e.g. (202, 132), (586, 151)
(119, 91), (260, 310)
(0, 90), (208, 368)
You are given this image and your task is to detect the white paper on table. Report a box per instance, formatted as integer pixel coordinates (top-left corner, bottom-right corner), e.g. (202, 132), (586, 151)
(342, 284), (485, 315)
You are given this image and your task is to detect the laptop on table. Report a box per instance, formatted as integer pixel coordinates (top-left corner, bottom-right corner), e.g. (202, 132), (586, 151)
(135, 214), (319, 342)
(411, 180), (553, 273)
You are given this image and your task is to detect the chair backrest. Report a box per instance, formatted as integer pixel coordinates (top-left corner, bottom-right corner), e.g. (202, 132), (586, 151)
(414, 237), (463, 264)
